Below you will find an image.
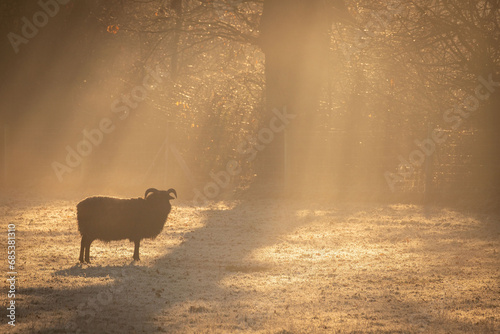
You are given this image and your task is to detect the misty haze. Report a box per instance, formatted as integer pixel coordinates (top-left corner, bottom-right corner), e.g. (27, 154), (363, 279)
(1, 1), (499, 333)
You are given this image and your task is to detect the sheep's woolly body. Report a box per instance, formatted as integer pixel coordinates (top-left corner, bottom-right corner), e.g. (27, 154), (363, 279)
(76, 188), (176, 263)
(77, 197), (169, 242)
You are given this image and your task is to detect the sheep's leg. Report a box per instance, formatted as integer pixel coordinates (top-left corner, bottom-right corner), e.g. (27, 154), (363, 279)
(79, 237), (86, 263)
(133, 239), (140, 261)
(84, 238), (94, 263)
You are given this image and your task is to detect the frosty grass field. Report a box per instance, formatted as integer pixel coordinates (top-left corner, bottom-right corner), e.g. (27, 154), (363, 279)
(1, 195), (499, 333)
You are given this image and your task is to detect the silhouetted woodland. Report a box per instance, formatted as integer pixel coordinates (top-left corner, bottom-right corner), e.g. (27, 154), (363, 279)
(0, 0), (498, 209)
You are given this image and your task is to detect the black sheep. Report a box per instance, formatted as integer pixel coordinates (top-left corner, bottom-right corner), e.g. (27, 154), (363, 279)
(76, 188), (177, 263)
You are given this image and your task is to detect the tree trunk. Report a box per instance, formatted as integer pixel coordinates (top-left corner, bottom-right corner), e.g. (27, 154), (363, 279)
(258, 0), (329, 192)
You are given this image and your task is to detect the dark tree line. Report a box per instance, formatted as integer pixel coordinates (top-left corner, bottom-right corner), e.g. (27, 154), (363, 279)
(1, 0), (498, 207)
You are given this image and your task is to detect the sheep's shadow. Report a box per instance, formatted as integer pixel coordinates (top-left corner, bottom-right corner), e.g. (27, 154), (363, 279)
(26, 200), (323, 332)
(54, 263), (141, 278)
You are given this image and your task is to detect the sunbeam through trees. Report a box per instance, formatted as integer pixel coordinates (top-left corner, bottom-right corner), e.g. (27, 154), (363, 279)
(0, 0), (499, 333)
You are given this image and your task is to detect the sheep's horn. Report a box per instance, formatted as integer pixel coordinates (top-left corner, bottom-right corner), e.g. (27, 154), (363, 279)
(167, 188), (177, 199)
(145, 188), (159, 198)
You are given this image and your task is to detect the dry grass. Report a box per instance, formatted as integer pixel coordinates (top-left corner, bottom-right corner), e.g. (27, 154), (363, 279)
(1, 196), (499, 333)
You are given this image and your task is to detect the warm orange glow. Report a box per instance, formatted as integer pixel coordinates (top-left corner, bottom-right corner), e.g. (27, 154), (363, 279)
(107, 25), (120, 34)
(1, 0), (498, 332)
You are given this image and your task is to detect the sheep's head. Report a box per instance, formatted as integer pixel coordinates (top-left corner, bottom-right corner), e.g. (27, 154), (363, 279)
(145, 188), (177, 202)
